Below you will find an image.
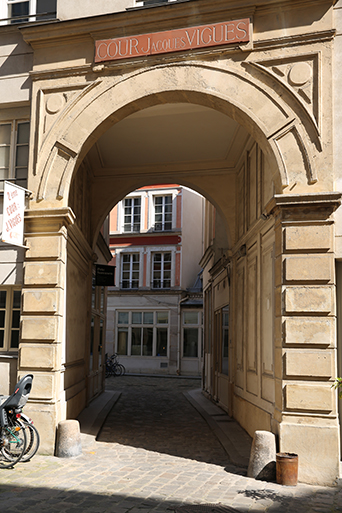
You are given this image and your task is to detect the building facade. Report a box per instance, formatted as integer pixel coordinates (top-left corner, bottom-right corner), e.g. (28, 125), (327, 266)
(106, 185), (204, 376)
(0, 0), (341, 485)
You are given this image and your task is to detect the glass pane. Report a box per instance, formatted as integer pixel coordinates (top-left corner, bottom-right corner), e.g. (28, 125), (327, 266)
(131, 327), (141, 355)
(15, 167), (28, 179)
(117, 328), (128, 355)
(164, 253), (171, 262)
(16, 145), (29, 167)
(183, 328), (198, 357)
(11, 310), (20, 329)
(143, 312), (153, 324)
(156, 327), (167, 356)
(0, 291), (7, 309)
(132, 312), (142, 324)
(91, 285), (96, 309)
(157, 311), (168, 324)
(142, 327), (153, 356)
(155, 197), (162, 205)
(37, 0), (57, 15)
(0, 169), (9, 181)
(13, 290), (21, 309)
(10, 330), (19, 349)
(17, 123), (29, 144)
(0, 147), (10, 168)
(0, 330), (3, 348)
(10, 2), (29, 22)
(100, 287), (105, 313)
(0, 124), (11, 144)
(90, 317), (94, 356)
(118, 312), (129, 324)
(222, 327), (229, 376)
(0, 311), (5, 329)
(98, 319), (103, 353)
(183, 312), (199, 325)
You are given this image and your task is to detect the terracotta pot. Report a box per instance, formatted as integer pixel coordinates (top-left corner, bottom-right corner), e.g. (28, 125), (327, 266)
(276, 452), (298, 486)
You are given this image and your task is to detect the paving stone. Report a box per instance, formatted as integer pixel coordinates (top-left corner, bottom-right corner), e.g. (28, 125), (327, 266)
(0, 377), (341, 513)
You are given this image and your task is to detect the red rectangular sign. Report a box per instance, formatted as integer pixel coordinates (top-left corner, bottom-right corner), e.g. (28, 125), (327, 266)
(95, 18), (249, 63)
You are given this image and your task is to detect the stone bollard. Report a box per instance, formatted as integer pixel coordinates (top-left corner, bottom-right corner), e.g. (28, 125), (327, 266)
(56, 419), (82, 458)
(247, 430), (276, 481)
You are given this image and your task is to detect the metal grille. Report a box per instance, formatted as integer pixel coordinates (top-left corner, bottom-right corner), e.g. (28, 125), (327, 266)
(171, 505), (238, 513)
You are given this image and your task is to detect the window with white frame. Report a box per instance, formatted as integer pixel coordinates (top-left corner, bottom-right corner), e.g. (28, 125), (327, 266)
(152, 252), (171, 289)
(117, 310), (169, 357)
(121, 253), (140, 289)
(182, 310), (203, 358)
(4, 0), (56, 24)
(154, 195), (172, 231)
(123, 197), (141, 233)
(0, 288), (21, 352)
(0, 121), (29, 190)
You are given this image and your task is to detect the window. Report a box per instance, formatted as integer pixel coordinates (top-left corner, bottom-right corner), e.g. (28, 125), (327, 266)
(121, 253), (140, 289)
(90, 274), (106, 372)
(0, 288), (21, 352)
(0, 121), (29, 190)
(123, 197), (141, 233)
(117, 310), (169, 357)
(5, 0), (56, 23)
(154, 195), (172, 231)
(182, 310), (203, 358)
(221, 307), (229, 375)
(152, 252), (171, 289)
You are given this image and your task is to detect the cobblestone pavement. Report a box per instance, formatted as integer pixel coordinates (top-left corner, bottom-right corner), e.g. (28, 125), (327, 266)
(0, 376), (342, 512)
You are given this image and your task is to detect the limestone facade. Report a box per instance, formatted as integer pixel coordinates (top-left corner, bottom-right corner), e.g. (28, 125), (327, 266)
(0, 0), (341, 485)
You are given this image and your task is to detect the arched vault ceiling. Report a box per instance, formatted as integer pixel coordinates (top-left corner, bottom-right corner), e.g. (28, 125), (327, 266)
(86, 103), (250, 174)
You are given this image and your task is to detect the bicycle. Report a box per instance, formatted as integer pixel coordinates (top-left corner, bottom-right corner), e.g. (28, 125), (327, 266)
(0, 417), (27, 469)
(0, 374), (40, 467)
(105, 353), (126, 377)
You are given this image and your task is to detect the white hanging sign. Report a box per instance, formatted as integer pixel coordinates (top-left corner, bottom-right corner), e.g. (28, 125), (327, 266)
(2, 181), (26, 247)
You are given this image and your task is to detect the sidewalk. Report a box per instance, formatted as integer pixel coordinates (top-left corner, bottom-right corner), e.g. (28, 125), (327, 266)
(0, 375), (341, 513)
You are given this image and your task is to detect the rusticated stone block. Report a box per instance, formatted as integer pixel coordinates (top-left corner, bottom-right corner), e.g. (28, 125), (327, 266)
(26, 235), (65, 260)
(285, 384), (333, 411)
(285, 286), (333, 314)
(284, 317), (333, 345)
(21, 316), (57, 341)
(285, 225), (331, 251)
(285, 351), (332, 377)
(24, 262), (63, 286)
(22, 290), (59, 313)
(284, 256), (332, 282)
(20, 345), (55, 369)
(28, 373), (54, 400)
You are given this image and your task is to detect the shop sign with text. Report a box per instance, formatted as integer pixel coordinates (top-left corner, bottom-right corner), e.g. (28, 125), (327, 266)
(95, 18), (249, 63)
(2, 181), (25, 247)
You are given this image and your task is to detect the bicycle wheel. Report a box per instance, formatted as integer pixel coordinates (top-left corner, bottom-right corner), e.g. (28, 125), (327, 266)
(113, 363), (123, 376)
(21, 422), (40, 462)
(118, 363), (126, 376)
(0, 421), (27, 468)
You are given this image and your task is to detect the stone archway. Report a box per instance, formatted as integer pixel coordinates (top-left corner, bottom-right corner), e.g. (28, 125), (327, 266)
(19, 59), (340, 485)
